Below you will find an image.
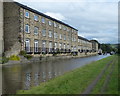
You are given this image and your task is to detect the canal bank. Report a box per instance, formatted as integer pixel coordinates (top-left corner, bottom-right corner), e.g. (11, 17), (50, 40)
(3, 52), (98, 65)
(17, 55), (118, 94)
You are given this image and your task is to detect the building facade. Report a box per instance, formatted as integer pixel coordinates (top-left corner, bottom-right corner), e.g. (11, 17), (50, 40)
(3, 2), (99, 57)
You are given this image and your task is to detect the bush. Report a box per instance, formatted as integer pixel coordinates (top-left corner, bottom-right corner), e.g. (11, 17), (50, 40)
(24, 55), (33, 60)
(9, 55), (20, 61)
(2, 57), (9, 64)
(19, 51), (26, 56)
(19, 51), (33, 60)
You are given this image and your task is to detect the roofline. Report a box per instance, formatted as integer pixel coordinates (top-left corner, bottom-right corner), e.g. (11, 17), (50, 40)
(78, 36), (90, 42)
(90, 40), (99, 44)
(14, 2), (78, 31)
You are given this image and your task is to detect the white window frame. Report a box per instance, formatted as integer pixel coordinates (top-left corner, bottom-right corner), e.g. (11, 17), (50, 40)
(60, 34), (62, 39)
(42, 41), (46, 48)
(64, 35), (66, 40)
(59, 24), (62, 29)
(42, 17), (45, 23)
(34, 15), (38, 21)
(25, 11), (29, 18)
(34, 40), (39, 52)
(59, 43), (62, 49)
(42, 29), (46, 36)
(49, 42), (52, 52)
(67, 44), (70, 49)
(48, 21), (52, 26)
(25, 39), (30, 52)
(54, 22), (57, 27)
(64, 44), (66, 49)
(54, 32), (57, 39)
(55, 42), (57, 49)
(34, 27), (39, 35)
(25, 24), (30, 33)
(49, 30), (52, 38)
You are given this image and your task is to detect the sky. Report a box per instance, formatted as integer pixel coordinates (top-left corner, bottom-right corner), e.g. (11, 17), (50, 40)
(14, 0), (119, 44)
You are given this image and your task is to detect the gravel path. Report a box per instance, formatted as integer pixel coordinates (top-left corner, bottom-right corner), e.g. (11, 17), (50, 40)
(82, 60), (114, 94)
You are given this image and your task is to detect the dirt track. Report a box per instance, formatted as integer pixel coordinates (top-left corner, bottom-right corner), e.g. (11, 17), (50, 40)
(82, 59), (115, 94)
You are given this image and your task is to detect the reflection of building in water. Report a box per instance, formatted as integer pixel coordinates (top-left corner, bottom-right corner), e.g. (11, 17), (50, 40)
(2, 65), (23, 94)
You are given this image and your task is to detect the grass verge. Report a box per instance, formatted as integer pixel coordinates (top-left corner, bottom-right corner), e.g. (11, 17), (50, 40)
(91, 55), (118, 94)
(17, 55), (117, 94)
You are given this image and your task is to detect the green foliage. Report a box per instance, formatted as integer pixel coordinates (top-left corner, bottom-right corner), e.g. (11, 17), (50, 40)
(24, 55), (33, 60)
(19, 51), (33, 60)
(9, 55), (20, 61)
(17, 56), (117, 94)
(100, 44), (118, 53)
(2, 57), (9, 64)
(19, 50), (27, 56)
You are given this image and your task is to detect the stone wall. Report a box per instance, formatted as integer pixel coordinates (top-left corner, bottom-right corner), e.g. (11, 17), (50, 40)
(0, 0), (3, 57)
(4, 2), (21, 57)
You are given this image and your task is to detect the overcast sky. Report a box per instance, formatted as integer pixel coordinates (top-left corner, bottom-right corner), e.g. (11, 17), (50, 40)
(15, 0), (118, 44)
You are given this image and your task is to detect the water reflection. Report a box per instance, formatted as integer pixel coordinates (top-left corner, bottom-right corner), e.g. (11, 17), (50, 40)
(2, 54), (110, 94)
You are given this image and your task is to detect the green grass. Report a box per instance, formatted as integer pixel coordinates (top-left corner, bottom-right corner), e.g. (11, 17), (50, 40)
(105, 56), (118, 94)
(91, 55), (118, 94)
(17, 55), (117, 94)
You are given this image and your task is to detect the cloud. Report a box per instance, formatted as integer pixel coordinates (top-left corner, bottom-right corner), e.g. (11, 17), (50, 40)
(14, 0), (118, 44)
(45, 12), (66, 21)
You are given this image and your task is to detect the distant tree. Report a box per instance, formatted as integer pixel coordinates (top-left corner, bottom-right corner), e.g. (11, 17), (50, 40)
(100, 44), (117, 53)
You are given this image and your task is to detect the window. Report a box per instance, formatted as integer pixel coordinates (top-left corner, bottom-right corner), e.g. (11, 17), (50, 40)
(42, 29), (46, 36)
(64, 35), (66, 40)
(25, 11), (29, 18)
(25, 39), (30, 52)
(59, 43), (62, 49)
(54, 22), (57, 27)
(48, 21), (52, 26)
(64, 44), (66, 49)
(67, 44), (70, 49)
(25, 24), (30, 33)
(74, 46), (77, 51)
(63, 26), (66, 31)
(42, 41), (46, 48)
(34, 15), (38, 21)
(34, 40), (38, 52)
(42, 41), (46, 52)
(60, 34), (62, 39)
(67, 27), (69, 32)
(54, 32), (57, 39)
(49, 30), (52, 37)
(55, 42), (57, 49)
(49, 42), (52, 52)
(59, 24), (62, 29)
(74, 38), (76, 41)
(34, 27), (38, 35)
(42, 17), (45, 23)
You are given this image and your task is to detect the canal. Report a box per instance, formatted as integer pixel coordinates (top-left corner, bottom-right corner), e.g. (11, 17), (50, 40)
(2, 54), (110, 94)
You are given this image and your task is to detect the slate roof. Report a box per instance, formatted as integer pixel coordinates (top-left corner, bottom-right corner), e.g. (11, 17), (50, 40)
(78, 36), (90, 42)
(14, 2), (78, 31)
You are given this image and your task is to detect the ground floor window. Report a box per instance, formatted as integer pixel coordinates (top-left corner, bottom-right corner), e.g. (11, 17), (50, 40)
(25, 39), (30, 52)
(49, 42), (52, 52)
(34, 40), (38, 53)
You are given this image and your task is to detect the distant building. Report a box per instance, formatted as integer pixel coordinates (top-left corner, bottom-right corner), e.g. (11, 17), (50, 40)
(90, 40), (99, 52)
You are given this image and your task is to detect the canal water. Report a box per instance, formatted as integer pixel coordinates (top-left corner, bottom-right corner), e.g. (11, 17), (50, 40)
(2, 54), (110, 94)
